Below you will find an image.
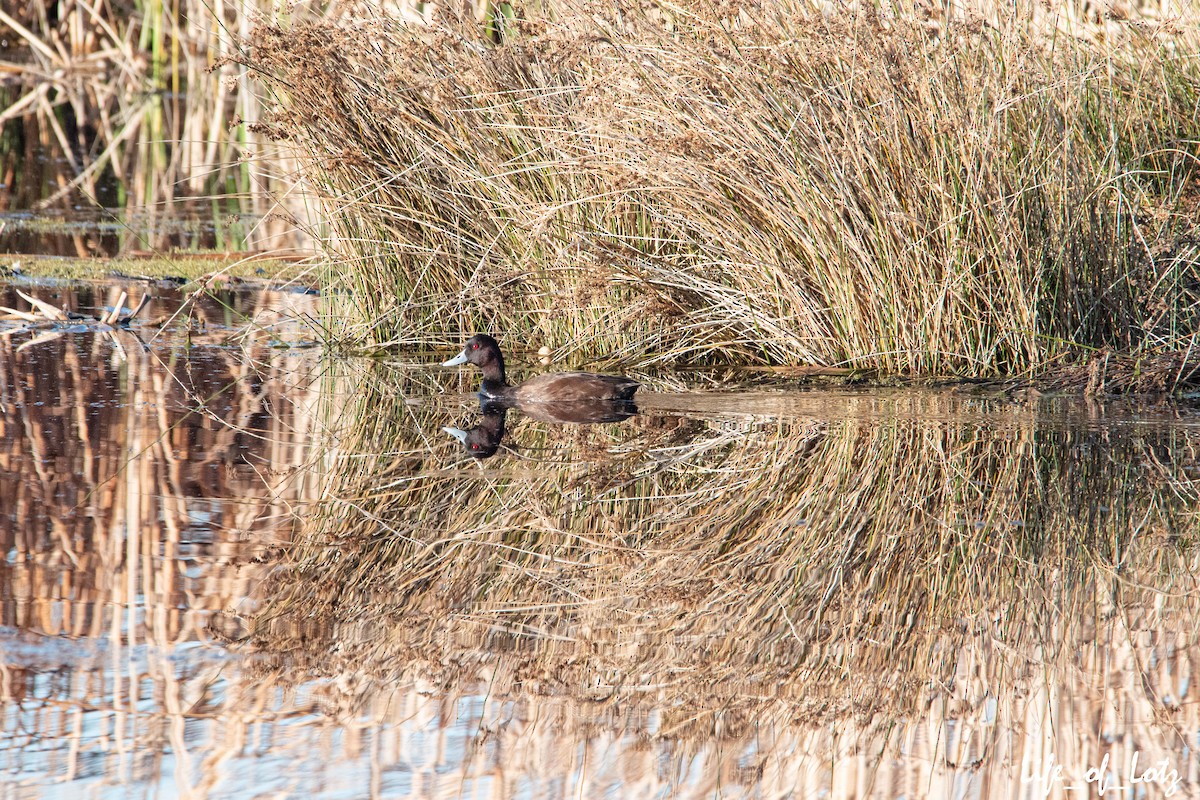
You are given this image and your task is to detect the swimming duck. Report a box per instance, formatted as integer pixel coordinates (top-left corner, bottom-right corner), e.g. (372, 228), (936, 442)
(442, 334), (639, 406)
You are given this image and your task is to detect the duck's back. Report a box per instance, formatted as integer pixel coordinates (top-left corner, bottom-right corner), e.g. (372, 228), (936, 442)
(512, 372), (639, 404)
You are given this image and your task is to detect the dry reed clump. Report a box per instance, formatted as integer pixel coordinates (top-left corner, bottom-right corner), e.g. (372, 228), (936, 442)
(0, 0), (334, 252)
(250, 365), (1200, 727)
(246, 2), (1200, 382)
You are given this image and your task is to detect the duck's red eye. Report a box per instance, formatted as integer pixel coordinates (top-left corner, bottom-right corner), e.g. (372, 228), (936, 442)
(471, 443), (480, 450)
(470, 342), (479, 350)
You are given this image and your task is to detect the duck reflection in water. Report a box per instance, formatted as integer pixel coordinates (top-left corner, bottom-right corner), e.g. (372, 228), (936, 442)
(443, 406), (508, 459)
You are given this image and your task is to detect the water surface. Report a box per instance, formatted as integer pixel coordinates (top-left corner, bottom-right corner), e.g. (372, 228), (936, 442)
(0, 206), (304, 257)
(2, 283), (1199, 798)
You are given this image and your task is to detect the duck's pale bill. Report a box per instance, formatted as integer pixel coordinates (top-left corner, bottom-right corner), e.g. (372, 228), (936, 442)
(442, 350), (469, 367)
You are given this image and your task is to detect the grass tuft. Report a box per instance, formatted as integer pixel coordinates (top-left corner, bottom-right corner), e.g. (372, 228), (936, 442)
(248, 2), (1200, 380)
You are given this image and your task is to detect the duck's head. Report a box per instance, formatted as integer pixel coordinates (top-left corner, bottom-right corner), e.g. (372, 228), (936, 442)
(442, 334), (504, 372)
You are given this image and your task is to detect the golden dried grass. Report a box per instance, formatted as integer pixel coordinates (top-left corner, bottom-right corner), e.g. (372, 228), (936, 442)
(246, 1), (1200, 382)
(0, 0), (333, 252)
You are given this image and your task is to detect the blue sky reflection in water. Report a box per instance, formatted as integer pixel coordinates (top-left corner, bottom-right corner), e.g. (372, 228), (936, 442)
(2, 281), (1200, 798)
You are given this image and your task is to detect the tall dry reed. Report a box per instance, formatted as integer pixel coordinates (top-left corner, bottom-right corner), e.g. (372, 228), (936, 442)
(0, 0), (350, 251)
(247, 1), (1200, 379)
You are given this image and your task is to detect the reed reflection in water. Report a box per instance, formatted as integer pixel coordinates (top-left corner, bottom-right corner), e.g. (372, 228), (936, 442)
(4, 337), (1200, 798)
(254, 361), (1200, 799)
(0, 280), (329, 796)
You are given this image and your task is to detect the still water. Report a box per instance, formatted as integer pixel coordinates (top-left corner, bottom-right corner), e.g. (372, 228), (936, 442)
(0, 205), (314, 259)
(1, 280), (1199, 799)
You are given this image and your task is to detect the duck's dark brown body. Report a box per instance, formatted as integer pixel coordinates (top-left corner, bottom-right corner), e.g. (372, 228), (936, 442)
(501, 371), (639, 404)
